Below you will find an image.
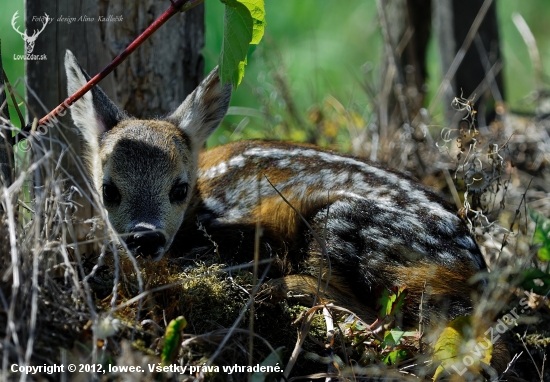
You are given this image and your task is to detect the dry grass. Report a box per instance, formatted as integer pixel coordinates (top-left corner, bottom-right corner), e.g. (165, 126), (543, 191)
(1, 91), (549, 381)
(1, 20), (550, 382)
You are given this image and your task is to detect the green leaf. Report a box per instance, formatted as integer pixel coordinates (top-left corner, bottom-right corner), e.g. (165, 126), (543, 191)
(219, 0), (265, 88)
(239, 0), (266, 44)
(377, 286), (407, 318)
(539, 247), (550, 262)
(383, 348), (410, 365)
(251, 347), (284, 382)
(161, 316), (187, 366)
(220, 0), (252, 87)
(533, 224), (547, 246)
(352, 320), (367, 331)
(383, 330), (397, 347)
(528, 206), (550, 261)
(378, 289), (392, 317)
(389, 286), (407, 315)
(389, 329), (417, 343)
(382, 329), (418, 349)
(432, 316), (492, 381)
(520, 268), (550, 295)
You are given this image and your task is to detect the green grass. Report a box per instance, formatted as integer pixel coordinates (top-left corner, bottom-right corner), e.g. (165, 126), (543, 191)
(203, 0), (550, 145)
(498, 0), (550, 107)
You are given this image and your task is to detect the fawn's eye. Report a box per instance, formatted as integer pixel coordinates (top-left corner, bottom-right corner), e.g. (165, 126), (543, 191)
(170, 183), (189, 204)
(102, 184), (121, 204)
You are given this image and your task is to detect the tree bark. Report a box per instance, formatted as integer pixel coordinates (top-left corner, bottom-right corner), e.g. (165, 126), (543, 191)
(377, 0), (432, 171)
(25, 0), (204, 246)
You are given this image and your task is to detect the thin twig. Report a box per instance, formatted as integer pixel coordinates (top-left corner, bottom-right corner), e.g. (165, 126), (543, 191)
(418, 280), (426, 353)
(497, 178), (533, 263)
(518, 334), (543, 380)
(249, 173), (262, 370)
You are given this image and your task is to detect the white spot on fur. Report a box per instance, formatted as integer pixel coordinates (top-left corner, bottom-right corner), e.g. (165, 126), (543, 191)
(229, 155), (246, 167)
(200, 161), (228, 179)
(203, 197), (226, 215)
(276, 158), (291, 168)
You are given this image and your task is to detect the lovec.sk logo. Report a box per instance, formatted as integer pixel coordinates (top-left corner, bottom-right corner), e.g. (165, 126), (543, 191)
(11, 11), (50, 61)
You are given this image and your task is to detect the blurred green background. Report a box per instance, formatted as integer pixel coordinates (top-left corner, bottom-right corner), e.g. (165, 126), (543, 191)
(1, 0), (549, 146)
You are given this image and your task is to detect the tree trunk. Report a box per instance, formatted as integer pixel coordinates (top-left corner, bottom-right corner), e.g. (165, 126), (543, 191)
(377, 0), (432, 171)
(25, 0), (204, 249)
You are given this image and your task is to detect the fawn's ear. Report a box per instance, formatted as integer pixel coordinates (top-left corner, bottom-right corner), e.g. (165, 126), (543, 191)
(65, 50), (125, 154)
(167, 67), (232, 148)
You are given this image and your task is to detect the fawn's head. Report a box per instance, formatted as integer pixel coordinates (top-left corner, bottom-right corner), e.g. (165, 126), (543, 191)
(65, 50), (231, 260)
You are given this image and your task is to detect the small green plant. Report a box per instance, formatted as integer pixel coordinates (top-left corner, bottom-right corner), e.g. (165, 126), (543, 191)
(161, 316), (188, 365)
(518, 207), (550, 295)
(529, 206), (550, 262)
(341, 287), (418, 368)
(376, 287), (416, 366)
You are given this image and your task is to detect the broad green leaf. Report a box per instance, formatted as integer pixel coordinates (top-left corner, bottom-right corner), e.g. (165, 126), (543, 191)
(219, 0), (265, 88)
(220, 0), (252, 87)
(383, 348), (410, 365)
(533, 224), (547, 246)
(239, 0), (265, 44)
(432, 316), (493, 381)
(250, 347), (284, 382)
(161, 316), (187, 366)
(352, 320), (367, 331)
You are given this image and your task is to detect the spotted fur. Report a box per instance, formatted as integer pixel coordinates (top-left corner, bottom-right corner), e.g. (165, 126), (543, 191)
(66, 51), (486, 324)
(178, 140), (487, 322)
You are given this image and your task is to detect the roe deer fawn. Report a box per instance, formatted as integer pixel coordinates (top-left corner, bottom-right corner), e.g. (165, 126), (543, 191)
(65, 50), (487, 326)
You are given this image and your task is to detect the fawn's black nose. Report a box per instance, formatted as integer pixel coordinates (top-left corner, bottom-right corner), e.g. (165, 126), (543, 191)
(125, 227), (166, 256)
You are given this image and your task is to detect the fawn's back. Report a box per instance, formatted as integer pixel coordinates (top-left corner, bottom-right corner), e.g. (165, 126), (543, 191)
(65, 51), (486, 324)
(177, 140), (486, 322)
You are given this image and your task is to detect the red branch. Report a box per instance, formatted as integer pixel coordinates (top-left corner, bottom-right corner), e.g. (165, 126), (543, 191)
(20, 0), (203, 137)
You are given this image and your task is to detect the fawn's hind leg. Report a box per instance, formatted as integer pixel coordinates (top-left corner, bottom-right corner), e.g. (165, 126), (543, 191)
(265, 274), (377, 324)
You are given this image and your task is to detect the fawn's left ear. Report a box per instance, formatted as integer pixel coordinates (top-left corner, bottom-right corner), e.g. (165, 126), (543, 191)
(167, 66), (232, 148)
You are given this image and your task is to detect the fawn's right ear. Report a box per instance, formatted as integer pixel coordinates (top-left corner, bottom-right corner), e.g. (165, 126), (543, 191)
(167, 67), (232, 149)
(65, 50), (124, 154)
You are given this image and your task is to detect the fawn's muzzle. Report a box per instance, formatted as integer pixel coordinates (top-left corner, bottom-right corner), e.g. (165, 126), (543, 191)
(125, 227), (166, 257)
